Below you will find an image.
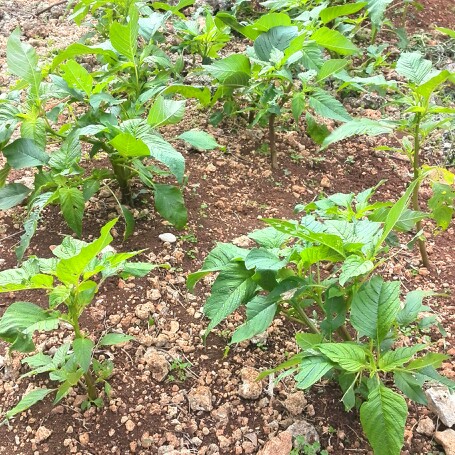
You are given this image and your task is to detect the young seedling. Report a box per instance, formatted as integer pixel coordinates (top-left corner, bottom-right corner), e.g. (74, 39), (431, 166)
(0, 219), (158, 422)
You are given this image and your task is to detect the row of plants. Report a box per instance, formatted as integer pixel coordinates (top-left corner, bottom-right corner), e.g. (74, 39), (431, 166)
(0, 0), (454, 454)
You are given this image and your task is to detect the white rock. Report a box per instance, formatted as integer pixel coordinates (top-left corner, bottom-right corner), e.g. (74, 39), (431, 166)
(188, 386), (213, 411)
(239, 367), (262, 400)
(286, 420), (319, 446)
(159, 233), (177, 243)
(144, 348), (169, 382)
(416, 416), (435, 436)
(426, 387), (455, 427)
(435, 429), (455, 455)
(34, 426), (52, 444)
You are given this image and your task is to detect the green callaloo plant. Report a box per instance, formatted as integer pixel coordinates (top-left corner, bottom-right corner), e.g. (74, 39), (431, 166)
(0, 219), (158, 421)
(323, 52), (455, 268)
(188, 184), (454, 455)
(0, 10), (219, 259)
(173, 11), (232, 64)
(204, 11), (360, 167)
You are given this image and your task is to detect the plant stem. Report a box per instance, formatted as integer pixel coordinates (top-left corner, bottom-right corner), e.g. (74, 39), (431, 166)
(412, 114), (431, 268)
(295, 305), (320, 334)
(110, 158), (133, 206)
(84, 371), (98, 401)
(269, 113), (278, 169)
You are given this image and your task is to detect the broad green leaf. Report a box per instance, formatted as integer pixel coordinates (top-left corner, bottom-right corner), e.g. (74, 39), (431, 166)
(0, 302), (58, 353)
(51, 43), (118, 69)
(428, 182), (455, 230)
(379, 345), (427, 371)
(393, 371), (427, 404)
(231, 296), (277, 344)
(204, 262), (257, 334)
(311, 27), (359, 56)
(110, 133), (150, 157)
(322, 119), (395, 149)
(417, 366), (455, 390)
(309, 89), (351, 122)
(178, 130), (220, 151)
(56, 218), (117, 284)
(406, 353), (448, 371)
(416, 70), (451, 99)
(396, 52), (433, 85)
(109, 7), (139, 62)
(245, 248), (286, 272)
(3, 138), (49, 169)
(242, 12), (293, 39)
(0, 183), (31, 210)
(3, 388), (53, 421)
(60, 59), (93, 95)
(161, 85), (211, 105)
(436, 26), (455, 38)
(306, 112), (330, 145)
(187, 243), (249, 291)
(320, 3), (367, 23)
(396, 290), (434, 326)
(254, 26), (298, 62)
(73, 338), (94, 373)
(49, 136), (82, 172)
(360, 383), (407, 455)
(49, 285), (71, 308)
(248, 227), (289, 249)
(294, 356), (333, 389)
(295, 333), (324, 350)
(99, 333), (135, 346)
(121, 205), (135, 241)
(58, 188), (84, 237)
(153, 183), (187, 229)
(20, 113), (46, 150)
(351, 276), (400, 344)
(364, 0), (393, 26)
(147, 96), (186, 128)
(339, 255), (374, 286)
(317, 59), (349, 82)
(291, 93), (305, 122)
(205, 54), (251, 87)
(7, 29), (42, 95)
(317, 343), (367, 372)
(120, 262), (158, 278)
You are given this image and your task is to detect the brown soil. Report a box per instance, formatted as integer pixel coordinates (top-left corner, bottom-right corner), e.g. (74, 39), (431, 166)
(0, 1), (454, 455)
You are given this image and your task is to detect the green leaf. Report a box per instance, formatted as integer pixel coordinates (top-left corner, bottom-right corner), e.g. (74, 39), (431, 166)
(49, 285), (71, 308)
(60, 59), (93, 95)
(0, 302), (59, 353)
(248, 227), (289, 249)
(317, 343), (367, 372)
(339, 255), (374, 286)
(360, 383), (407, 455)
(396, 52), (433, 85)
(320, 3), (367, 23)
(147, 96), (186, 128)
(406, 353), (448, 371)
(3, 388), (53, 422)
(291, 93), (305, 122)
(322, 119), (395, 149)
(120, 262), (158, 278)
(295, 356), (333, 389)
(110, 133), (150, 157)
(296, 333), (324, 350)
(351, 276), (400, 344)
(121, 205), (135, 241)
(187, 243), (249, 291)
(379, 345), (427, 371)
(416, 70), (451, 99)
(306, 112), (330, 145)
(231, 296), (277, 344)
(56, 218), (117, 284)
(245, 248), (286, 272)
(178, 130), (220, 151)
(0, 183), (31, 210)
(205, 54), (251, 87)
(73, 338), (94, 373)
(428, 182), (455, 230)
(436, 26), (455, 38)
(109, 7), (139, 62)
(393, 371), (427, 404)
(254, 26), (298, 61)
(51, 43), (118, 70)
(364, 0), (393, 26)
(7, 29), (42, 94)
(161, 85), (211, 106)
(3, 138), (49, 169)
(396, 290), (434, 326)
(58, 188), (84, 237)
(99, 333), (134, 346)
(311, 27), (359, 56)
(153, 183), (187, 229)
(204, 262), (257, 334)
(317, 59), (349, 82)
